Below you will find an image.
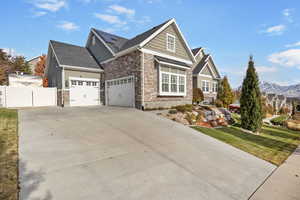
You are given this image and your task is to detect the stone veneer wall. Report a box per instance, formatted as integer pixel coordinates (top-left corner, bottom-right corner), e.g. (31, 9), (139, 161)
(57, 90), (70, 106)
(102, 51), (142, 109)
(143, 53), (192, 109)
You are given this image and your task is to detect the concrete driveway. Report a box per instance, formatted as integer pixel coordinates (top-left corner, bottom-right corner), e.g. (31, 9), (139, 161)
(19, 106), (275, 200)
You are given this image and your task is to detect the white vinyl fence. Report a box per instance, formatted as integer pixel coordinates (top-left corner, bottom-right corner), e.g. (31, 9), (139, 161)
(0, 86), (57, 108)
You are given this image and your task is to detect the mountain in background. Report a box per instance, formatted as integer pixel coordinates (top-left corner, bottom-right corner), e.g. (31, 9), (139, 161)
(237, 81), (300, 97)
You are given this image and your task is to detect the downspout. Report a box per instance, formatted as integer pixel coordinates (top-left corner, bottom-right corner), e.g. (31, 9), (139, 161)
(141, 51), (145, 110)
(61, 66), (65, 107)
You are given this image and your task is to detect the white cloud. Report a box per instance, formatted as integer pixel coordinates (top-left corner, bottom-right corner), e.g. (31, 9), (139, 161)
(33, 11), (47, 17)
(132, 16), (151, 24)
(139, 0), (162, 4)
(30, 0), (67, 12)
(285, 41), (300, 48)
(57, 21), (79, 31)
(256, 66), (277, 73)
(268, 49), (300, 68)
(101, 27), (116, 33)
(262, 24), (286, 36)
(108, 5), (135, 16)
(94, 14), (126, 25)
(282, 8), (294, 23)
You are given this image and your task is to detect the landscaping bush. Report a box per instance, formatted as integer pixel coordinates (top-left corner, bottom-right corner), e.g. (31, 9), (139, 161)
(215, 99), (224, 108)
(231, 113), (241, 127)
(185, 113), (196, 125)
(192, 88), (204, 104)
(270, 115), (289, 126)
(172, 104), (193, 113)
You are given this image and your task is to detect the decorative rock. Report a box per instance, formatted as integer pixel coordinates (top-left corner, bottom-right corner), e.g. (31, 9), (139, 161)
(210, 120), (218, 127)
(192, 111), (199, 116)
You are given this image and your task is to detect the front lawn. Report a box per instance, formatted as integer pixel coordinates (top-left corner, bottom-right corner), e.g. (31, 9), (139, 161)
(0, 108), (18, 200)
(192, 125), (300, 166)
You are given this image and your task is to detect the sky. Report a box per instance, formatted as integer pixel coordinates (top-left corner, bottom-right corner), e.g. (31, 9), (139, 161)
(1, 0), (300, 88)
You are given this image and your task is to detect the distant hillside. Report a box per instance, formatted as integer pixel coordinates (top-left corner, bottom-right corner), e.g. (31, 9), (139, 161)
(237, 81), (300, 97)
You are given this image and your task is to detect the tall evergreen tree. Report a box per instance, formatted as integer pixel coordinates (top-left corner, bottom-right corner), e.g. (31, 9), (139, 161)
(216, 76), (234, 108)
(240, 56), (262, 132)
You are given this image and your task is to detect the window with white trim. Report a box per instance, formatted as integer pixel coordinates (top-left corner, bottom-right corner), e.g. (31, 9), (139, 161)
(212, 82), (218, 93)
(162, 73), (169, 92)
(179, 76), (185, 93)
(166, 34), (176, 52)
(159, 65), (186, 96)
(202, 80), (210, 92)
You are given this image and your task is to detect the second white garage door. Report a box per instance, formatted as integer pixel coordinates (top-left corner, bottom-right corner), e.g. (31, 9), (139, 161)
(106, 76), (135, 107)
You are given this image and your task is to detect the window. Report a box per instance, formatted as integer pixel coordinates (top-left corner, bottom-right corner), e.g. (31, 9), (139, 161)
(202, 81), (210, 92)
(179, 76), (185, 93)
(71, 80), (77, 86)
(162, 73), (169, 92)
(212, 82), (218, 92)
(92, 82), (98, 86)
(160, 65), (186, 96)
(171, 75), (177, 92)
(166, 34), (176, 52)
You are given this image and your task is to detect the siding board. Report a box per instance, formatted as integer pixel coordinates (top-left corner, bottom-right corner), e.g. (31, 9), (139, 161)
(144, 24), (192, 61)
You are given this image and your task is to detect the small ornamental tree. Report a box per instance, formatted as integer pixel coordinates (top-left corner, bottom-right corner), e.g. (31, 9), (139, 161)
(240, 56), (262, 132)
(193, 88), (204, 104)
(12, 56), (31, 74)
(34, 55), (46, 76)
(216, 76), (234, 108)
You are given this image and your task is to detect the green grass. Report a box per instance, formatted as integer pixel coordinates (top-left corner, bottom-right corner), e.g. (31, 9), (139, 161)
(0, 108), (18, 200)
(192, 125), (300, 166)
(270, 115), (289, 126)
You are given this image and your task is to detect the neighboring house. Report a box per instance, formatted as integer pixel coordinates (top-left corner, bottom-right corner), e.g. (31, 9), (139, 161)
(192, 48), (221, 103)
(263, 93), (291, 113)
(45, 18), (197, 109)
(286, 97), (300, 112)
(27, 56), (40, 74)
(8, 72), (43, 87)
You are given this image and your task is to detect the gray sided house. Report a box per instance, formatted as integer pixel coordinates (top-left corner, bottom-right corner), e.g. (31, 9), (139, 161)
(192, 48), (221, 103)
(45, 18), (198, 109)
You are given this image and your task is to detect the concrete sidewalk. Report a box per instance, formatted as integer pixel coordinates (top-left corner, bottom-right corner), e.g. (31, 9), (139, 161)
(250, 145), (300, 200)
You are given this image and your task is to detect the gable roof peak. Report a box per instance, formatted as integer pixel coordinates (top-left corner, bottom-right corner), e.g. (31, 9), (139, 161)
(192, 47), (203, 56)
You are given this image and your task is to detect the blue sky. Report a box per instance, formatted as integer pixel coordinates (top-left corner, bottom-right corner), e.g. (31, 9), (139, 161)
(1, 0), (300, 87)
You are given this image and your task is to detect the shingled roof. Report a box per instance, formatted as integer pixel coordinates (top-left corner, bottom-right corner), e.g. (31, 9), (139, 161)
(192, 47), (202, 56)
(193, 54), (210, 74)
(92, 19), (172, 53)
(50, 40), (102, 70)
(91, 29), (128, 54)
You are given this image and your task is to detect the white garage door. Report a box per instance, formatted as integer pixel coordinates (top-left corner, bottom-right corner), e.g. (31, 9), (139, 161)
(69, 77), (100, 107)
(106, 76), (135, 107)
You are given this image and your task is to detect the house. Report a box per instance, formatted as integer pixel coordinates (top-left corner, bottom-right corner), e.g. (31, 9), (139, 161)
(192, 48), (221, 103)
(45, 18), (197, 109)
(8, 72), (43, 87)
(27, 56), (41, 74)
